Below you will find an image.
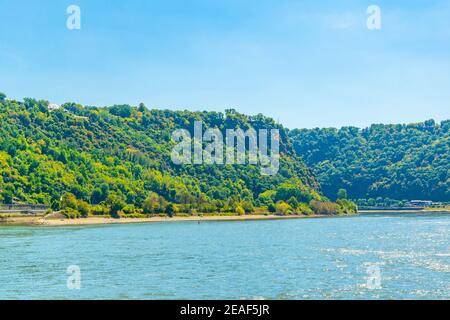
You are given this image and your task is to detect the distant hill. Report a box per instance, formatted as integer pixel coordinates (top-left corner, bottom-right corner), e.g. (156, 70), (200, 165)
(289, 120), (449, 201)
(1, 94), (354, 216)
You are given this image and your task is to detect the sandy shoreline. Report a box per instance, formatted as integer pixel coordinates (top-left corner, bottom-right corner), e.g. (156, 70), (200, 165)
(1, 213), (332, 226)
(2, 210), (448, 227)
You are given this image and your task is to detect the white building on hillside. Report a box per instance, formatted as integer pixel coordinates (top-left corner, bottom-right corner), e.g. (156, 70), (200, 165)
(48, 103), (61, 111)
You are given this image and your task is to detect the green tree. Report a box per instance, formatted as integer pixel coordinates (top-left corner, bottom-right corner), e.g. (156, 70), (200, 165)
(106, 194), (126, 216)
(109, 104), (132, 118)
(142, 192), (165, 214)
(337, 188), (348, 200)
(61, 192), (78, 210)
(287, 196), (299, 210)
(2, 190), (13, 204)
(138, 103), (146, 112)
(77, 200), (91, 217)
(165, 203), (177, 217)
(268, 203), (276, 213)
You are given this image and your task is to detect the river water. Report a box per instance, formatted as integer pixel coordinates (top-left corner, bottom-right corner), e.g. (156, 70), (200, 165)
(0, 212), (449, 299)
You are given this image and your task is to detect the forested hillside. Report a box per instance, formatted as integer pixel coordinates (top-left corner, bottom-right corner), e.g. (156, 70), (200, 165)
(289, 120), (449, 201)
(0, 93), (355, 217)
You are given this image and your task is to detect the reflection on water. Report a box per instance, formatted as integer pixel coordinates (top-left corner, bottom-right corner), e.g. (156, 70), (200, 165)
(0, 212), (449, 299)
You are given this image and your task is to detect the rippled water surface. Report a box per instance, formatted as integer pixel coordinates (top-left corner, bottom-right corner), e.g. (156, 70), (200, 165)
(1, 212), (449, 299)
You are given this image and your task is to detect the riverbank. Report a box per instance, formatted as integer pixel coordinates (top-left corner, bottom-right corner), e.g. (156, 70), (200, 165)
(359, 209), (450, 213)
(1, 213), (336, 226)
(3, 215), (312, 226)
(3, 210), (449, 226)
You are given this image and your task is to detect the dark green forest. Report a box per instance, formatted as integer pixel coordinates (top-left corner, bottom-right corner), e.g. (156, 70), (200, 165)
(289, 120), (449, 202)
(0, 93), (356, 217)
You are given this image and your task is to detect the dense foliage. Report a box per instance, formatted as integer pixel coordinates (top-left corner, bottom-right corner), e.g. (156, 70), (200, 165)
(0, 93), (354, 216)
(290, 120), (449, 201)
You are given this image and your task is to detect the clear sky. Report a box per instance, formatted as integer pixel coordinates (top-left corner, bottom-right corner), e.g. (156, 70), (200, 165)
(1, 0), (449, 128)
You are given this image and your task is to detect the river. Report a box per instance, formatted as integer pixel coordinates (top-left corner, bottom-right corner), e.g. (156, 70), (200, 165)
(0, 212), (449, 299)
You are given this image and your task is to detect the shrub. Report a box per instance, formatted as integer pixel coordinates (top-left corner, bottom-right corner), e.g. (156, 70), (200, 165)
(91, 205), (110, 216)
(257, 190), (276, 206)
(297, 203), (313, 215)
(122, 204), (142, 215)
(310, 200), (338, 215)
(175, 213), (190, 217)
(235, 205), (245, 216)
(275, 201), (292, 215)
(336, 199), (358, 213)
(241, 201), (254, 213)
(77, 200), (91, 217)
(125, 213), (147, 218)
(142, 192), (167, 214)
(62, 207), (81, 219)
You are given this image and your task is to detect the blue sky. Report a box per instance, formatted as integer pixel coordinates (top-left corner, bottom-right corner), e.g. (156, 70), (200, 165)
(0, 0), (449, 128)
